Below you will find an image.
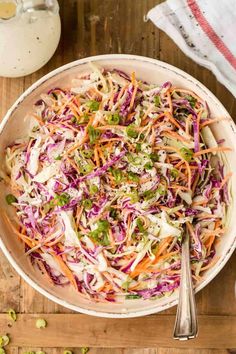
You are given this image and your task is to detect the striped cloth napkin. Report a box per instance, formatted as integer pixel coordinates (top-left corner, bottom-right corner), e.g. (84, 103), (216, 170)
(147, 0), (236, 97)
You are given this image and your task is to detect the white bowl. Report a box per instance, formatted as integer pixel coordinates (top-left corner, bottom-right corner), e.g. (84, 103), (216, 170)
(0, 54), (235, 318)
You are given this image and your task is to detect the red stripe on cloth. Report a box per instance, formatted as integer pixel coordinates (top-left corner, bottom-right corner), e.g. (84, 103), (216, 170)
(187, 0), (236, 70)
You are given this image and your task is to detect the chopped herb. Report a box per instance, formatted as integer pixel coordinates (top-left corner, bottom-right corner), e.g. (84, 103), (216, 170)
(81, 149), (93, 158)
(180, 147), (193, 162)
(171, 168), (179, 178)
(107, 113), (120, 125)
(0, 349), (5, 354)
(55, 193), (70, 206)
(109, 207), (118, 219)
(127, 154), (142, 166)
(149, 152), (159, 162)
(139, 133), (145, 140)
(89, 220), (110, 246)
(87, 100), (100, 111)
(121, 278), (132, 291)
(55, 155), (62, 160)
(71, 116), (77, 123)
(79, 113), (89, 124)
(82, 199), (93, 210)
(5, 194), (17, 205)
(81, 348), (89, 354)
(36, 318), (47, 329)
(143, 190), (156, 200)
(89, 184), (98, 194)
(111, 169), (123, 183)
(79, 162), (94, 175)
(144, 162), (153, 170)
(136, 143), (141, 152)
(136, 218), (145, 232)
(127, 191), (139, 203)
(125, 294), (141, 299)
(0, 335), (9, 347)
(63, 351), (73, 354)
(157, 185), (166, 195)
(127, 171), (139, 182)
(154, 95), (160, 107)
(8, 308), (17, 322)
(88, 125), (100, 144)
(126, 126), (138, 139)
(186, 95), (197, 108)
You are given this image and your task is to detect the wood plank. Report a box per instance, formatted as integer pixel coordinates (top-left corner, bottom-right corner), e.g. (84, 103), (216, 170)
(5, 349), (232, 354)
(0, 314), (235, 349)
(0, 251), (21, 313)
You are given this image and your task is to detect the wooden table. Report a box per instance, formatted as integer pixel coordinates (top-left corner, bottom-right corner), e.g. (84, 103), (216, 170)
(0, 1), (235, 353)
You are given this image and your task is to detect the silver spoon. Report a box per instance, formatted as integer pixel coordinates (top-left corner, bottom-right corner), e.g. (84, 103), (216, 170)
(173, 232), (198, 340)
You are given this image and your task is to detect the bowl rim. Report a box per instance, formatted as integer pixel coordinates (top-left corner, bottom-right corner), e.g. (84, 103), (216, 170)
(0, 53), (236, 318)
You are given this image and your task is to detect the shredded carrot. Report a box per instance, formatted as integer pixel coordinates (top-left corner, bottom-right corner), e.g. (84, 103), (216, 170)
(194, 146), (232, 157)
(53, 254), (77, 289)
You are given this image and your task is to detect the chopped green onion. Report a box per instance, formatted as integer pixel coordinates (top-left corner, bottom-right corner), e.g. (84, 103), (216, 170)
(109, 208), (118, 219)
(171, 168), (179, 178)
(127, 154), (142, 165)
(81, 149), (93, 158)
(144, 162), (153, 170)
(0, 335), (9, 347)
(82, 199), (93, 210)
(157, 185), (166, 196)
(121, 278), (132, 291)
(89, 220), (110, 246)
(126, 126), (138, 139)
(55, 193), (70, 206)
(36, 318), (47, 329)
(127, 191), (139, 203)
(154, 95), (160, 107)
(143, 190), (156, 200)
(88, 125), (100, 144)
(5, 194), (17, 205)
(87, 100), (100, 111)
(8, 308), (17, 322)
(0, 349), (5, 354)
(63, 351), (73, 354)
(89, 184), (98, 194)
(186, 95), (197, 108)
(71, 116), (77, 123)
(97, 220), (109, 231)
(79, 162), (94, 175)
(81, 348), (89, 354)
(149, 152), (159, 162)
(111, 169), (123, 183)
(180, 147), (193, 162)
(107, 113), (120, 125)
(136, 218), (145, 232)
(79, 113), (89, 124)
(136, 143), (141, 152)
(125, 294), (141, 299)
(127, 171), (139, 182)
(55, 155), (62, 160)
(139, 133), (145, 140)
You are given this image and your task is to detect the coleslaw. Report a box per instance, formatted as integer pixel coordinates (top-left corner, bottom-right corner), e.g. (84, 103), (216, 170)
(3, 65), (231, 302)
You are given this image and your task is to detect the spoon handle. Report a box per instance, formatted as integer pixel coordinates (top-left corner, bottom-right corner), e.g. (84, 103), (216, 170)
(173, 233), (198, 340)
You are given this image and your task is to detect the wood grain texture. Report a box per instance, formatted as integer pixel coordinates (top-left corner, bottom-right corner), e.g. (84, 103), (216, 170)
(0, 0), (236, 353)
(0, 314), (236, 348)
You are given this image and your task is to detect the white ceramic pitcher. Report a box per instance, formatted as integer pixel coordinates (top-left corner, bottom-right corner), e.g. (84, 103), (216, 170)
(0, 0), (61, 77)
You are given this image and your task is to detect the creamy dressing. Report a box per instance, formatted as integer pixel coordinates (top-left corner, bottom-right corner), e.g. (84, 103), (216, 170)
(0, 1), (61, 77)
